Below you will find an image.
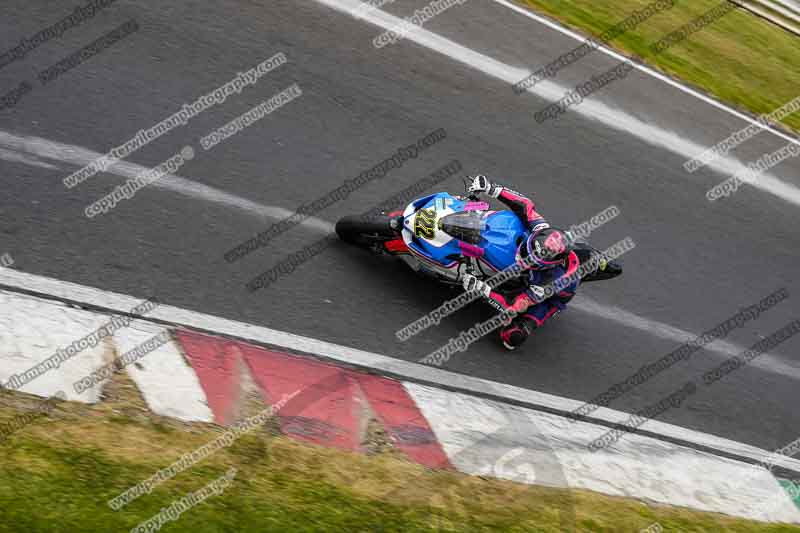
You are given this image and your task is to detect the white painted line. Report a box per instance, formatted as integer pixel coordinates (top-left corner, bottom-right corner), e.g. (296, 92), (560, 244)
(1, 130), (795, 375)
(316, 0), (800, 207)
(754, 0), (800, 23)
(774, 0), (800, 12)
(406, 382), (800, 523)
(2, 129), (795, 373)
(574, 296), (800, 382)
(1, 267), (799, 474)
(113, 320), (214, 423)
(0, 289), (108, 403)
(4, 7), (800, 211)
(733, 0), (800, 35)
(0, 131), (334, 234)
(0, 147), (60, 170)
(491, 0), (800, 148)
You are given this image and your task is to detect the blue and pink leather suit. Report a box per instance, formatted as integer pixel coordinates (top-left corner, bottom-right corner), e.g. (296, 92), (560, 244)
(480, 187), (580, 343)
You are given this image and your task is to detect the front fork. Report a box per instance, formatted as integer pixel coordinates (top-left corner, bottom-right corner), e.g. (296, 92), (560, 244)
(456, 257), (479, 282)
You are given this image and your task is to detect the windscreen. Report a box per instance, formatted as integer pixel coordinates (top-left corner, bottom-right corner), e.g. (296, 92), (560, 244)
(439, 212), (485, 245)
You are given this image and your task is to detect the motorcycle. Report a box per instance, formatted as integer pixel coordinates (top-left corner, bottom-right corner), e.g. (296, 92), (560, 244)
(335, 186), (623, 289)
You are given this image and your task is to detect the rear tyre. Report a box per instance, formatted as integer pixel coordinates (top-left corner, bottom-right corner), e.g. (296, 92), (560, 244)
(335, 215), (396, 248)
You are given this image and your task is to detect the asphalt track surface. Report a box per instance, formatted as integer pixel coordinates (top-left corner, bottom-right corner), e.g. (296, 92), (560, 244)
(1, 0), (799, 453)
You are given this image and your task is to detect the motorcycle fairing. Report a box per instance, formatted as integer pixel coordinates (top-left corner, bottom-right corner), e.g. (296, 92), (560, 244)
(399, 192), (529, 280)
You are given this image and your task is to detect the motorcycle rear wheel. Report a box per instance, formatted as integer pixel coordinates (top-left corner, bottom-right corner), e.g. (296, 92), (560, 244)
(335, 215), (397, 247)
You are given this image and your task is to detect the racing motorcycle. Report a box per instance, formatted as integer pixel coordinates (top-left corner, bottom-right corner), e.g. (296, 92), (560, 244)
(335, 186), (623, 288)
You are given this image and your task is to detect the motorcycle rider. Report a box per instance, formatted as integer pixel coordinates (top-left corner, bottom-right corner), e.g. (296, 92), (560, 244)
(460, 175), (580, 350)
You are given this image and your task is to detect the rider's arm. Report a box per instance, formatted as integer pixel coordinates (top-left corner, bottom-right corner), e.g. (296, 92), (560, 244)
(462, 274), (534, 315)
(491, 186), (548, 229)
(484, 290), (535, 315)
(486, 279), (576, 318)
(517, 281), (577, 328)
(510, 251), (580, 320)
(547, 251), (581, 310)
(465, 274), (576, 319)
(466, 175), (547, 229)
(548, 284), (576, 311)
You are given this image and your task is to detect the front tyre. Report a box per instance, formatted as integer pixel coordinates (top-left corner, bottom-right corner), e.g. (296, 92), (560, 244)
(572, 243), (623, 283)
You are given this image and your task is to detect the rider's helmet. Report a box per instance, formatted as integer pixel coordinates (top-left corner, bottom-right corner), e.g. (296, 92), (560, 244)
(516, 226), (573, 270)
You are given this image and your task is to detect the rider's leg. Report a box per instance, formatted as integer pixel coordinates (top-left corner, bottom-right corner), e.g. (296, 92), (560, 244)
(498, 301), (560, 350)
(499, 317), (532, 350)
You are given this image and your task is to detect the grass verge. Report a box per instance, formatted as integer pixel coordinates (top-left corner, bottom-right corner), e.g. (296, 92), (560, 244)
(515, 0), (800, 134)
(0, 385), (798, 532)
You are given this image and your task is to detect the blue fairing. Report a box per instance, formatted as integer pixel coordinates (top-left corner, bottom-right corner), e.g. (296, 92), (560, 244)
(481, 211), (527, 270)
(406, 193), (462, 266)
(406, 192), (528, 270)
(410, 193), (443, 210)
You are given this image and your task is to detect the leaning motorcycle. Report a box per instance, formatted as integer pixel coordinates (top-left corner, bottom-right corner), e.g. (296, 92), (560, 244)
(335, 187), (623, 288)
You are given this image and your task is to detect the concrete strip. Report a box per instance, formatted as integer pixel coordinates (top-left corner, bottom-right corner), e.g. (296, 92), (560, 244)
(404, 382), (800, 523)
(732, 0), (800, 36)
(173, 329), (243, 425)
(0, 289), (109, 403)
(1, 271), (799, 520)
(113, 322), (213, 423)
(1, 268), (800, 475)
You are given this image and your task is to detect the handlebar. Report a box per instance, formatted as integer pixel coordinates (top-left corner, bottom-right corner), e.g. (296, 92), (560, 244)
(462, 177), (480, 202)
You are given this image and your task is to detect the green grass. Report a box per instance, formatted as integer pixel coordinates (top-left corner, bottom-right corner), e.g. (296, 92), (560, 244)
(0, 391), (799, 532)
(516, 0), (800, 133)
